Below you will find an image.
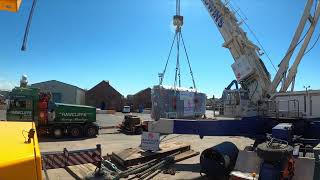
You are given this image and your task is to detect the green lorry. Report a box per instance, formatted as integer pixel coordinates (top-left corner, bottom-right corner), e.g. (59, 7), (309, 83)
(6, 86), (99, 138)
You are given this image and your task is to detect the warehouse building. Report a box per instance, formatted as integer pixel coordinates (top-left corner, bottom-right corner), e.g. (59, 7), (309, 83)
(0, 90), (9, 99)
(31, 80), (85, 105)
(128, 88), (151, 110)
(86, 80), (124, 111)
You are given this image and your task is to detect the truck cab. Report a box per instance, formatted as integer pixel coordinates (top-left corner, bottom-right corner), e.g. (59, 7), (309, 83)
(7, 87), (40, 123)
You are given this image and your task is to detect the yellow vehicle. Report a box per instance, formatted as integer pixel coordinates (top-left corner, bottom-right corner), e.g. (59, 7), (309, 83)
(0, 121), (42, 180)
(0, 0), (21, 12)
(1, 2), (41, 179)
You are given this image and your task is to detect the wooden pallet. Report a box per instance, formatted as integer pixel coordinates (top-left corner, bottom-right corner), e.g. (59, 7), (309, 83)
(64, 163), (97, 180)
(111, 142), (191, 168)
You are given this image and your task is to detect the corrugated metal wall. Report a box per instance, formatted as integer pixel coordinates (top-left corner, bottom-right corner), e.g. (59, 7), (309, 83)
(31, 80), (85, 105)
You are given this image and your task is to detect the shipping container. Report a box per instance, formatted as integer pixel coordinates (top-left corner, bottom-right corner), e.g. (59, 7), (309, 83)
(151, 85), (206, 120)
(52, 103), (96, 123)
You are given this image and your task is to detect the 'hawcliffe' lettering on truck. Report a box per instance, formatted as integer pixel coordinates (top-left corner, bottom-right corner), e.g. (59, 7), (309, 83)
(59, 112), (88, 117)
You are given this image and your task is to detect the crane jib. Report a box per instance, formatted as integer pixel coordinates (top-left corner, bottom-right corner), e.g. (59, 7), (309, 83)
(203, 0), (224, 28)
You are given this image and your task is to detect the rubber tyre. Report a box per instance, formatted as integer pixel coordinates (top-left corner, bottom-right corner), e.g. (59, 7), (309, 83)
(257, 142), (293, 162)
(85, 126), (97, 138)
(52, 127), (64, 138)
(69, 126), (83, 138)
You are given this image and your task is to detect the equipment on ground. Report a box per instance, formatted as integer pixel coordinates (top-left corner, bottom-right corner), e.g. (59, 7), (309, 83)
(200, 141), (239, 179)
(6, 75), (99, 138)
(119, 115), (146, 134)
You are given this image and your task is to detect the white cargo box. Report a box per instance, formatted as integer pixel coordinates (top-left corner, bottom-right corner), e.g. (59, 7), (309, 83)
(151, 85), (206, 120)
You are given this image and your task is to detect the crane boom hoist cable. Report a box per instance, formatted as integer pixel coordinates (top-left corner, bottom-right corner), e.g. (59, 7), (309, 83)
(159, 0), (196, 90)
(0, 0), (38, 51)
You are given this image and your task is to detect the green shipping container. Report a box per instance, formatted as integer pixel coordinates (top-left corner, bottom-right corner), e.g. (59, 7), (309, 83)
(53, 103), (96, 123)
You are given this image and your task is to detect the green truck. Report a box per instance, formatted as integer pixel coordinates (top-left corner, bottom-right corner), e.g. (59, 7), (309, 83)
(6, 86), (99, 138)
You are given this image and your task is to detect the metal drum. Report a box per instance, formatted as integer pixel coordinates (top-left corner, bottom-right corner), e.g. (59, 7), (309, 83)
(200, 141), (239, 179)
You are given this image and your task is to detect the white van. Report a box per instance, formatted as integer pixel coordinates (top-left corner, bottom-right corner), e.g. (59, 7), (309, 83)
(122, 106), (131, 113)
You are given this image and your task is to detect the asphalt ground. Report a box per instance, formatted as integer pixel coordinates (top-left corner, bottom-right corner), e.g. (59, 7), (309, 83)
(0, 110), (253, 180)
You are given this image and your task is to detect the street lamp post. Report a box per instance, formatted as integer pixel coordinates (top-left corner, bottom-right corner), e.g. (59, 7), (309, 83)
(304, 85), (311, 95)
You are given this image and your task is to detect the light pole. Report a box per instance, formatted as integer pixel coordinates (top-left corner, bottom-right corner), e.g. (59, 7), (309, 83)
(304, 85), (310, 95)
(158, 73), (163, 85)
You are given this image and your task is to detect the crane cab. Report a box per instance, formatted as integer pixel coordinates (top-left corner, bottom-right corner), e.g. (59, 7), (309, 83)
(220, 89), (251, 117)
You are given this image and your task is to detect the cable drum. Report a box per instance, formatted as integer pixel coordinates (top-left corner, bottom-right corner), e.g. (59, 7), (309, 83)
(200, 142), (239, 179)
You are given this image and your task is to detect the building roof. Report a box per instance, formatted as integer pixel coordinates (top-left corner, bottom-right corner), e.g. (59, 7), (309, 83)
(133, 87), (151, 96)
(31, 80), (85, 91)
(87, 80), (123, 97)
(0, 90), (10, 98)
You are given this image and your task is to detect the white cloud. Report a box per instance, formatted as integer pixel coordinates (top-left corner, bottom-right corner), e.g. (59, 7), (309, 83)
(0, 78), (16, 90)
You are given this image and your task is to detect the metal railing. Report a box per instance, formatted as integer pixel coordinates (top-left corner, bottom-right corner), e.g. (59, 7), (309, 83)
(266, 99), (301, 119)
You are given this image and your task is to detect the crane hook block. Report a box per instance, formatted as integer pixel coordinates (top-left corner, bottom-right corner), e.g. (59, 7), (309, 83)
(0, 0), (22, 12)
(173, 15), (184, 27)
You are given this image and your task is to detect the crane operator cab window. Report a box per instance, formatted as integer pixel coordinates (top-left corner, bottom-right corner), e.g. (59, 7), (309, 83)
(222, 90), (239, 105)
(220, 89), (250, 117)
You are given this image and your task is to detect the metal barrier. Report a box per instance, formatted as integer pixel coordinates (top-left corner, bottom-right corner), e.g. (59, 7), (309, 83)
(266, 99), (301, 119)
(41, 144), (102, 170)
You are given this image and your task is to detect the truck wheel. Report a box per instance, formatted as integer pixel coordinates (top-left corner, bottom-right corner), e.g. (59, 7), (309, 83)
(70, 126), (82, 138)
(53, 127), (64, 138)
(85, 126), (97, 137)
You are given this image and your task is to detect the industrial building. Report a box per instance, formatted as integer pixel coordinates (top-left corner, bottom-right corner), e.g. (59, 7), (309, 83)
(85, 80), (124, 111)
(31, 80), (85, 105)
(0, 90), (9, 99)
(130, 88), (151, 110)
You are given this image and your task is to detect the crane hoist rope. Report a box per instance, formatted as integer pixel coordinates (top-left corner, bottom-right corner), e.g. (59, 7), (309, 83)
(159, 0), (197, 90)
(0, 0), (38, 51)
(21, 0), (38, 51)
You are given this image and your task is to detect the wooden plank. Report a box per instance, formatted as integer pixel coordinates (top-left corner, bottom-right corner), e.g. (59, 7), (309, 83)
(111, 142), (191, 168)
(173, 150), (200, 162)
(64, 163), (97, 180)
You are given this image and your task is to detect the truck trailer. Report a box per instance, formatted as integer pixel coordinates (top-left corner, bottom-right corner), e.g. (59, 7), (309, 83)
(6, 77), (99, 138)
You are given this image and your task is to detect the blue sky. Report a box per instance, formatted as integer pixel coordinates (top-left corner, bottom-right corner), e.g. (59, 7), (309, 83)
(0, 0), (319, 97)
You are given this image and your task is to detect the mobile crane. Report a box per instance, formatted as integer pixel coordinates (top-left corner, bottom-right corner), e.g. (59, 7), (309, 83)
(149, 0), (320, 179)
(149, 0), (320, 132)
(202, 0), (320, 118)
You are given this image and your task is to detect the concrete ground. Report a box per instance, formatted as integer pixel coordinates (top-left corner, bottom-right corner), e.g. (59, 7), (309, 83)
(1, 110), (254, 180)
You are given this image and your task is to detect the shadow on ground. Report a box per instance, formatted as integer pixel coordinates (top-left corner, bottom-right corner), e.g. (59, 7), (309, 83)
(38, 136), (92, 142)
